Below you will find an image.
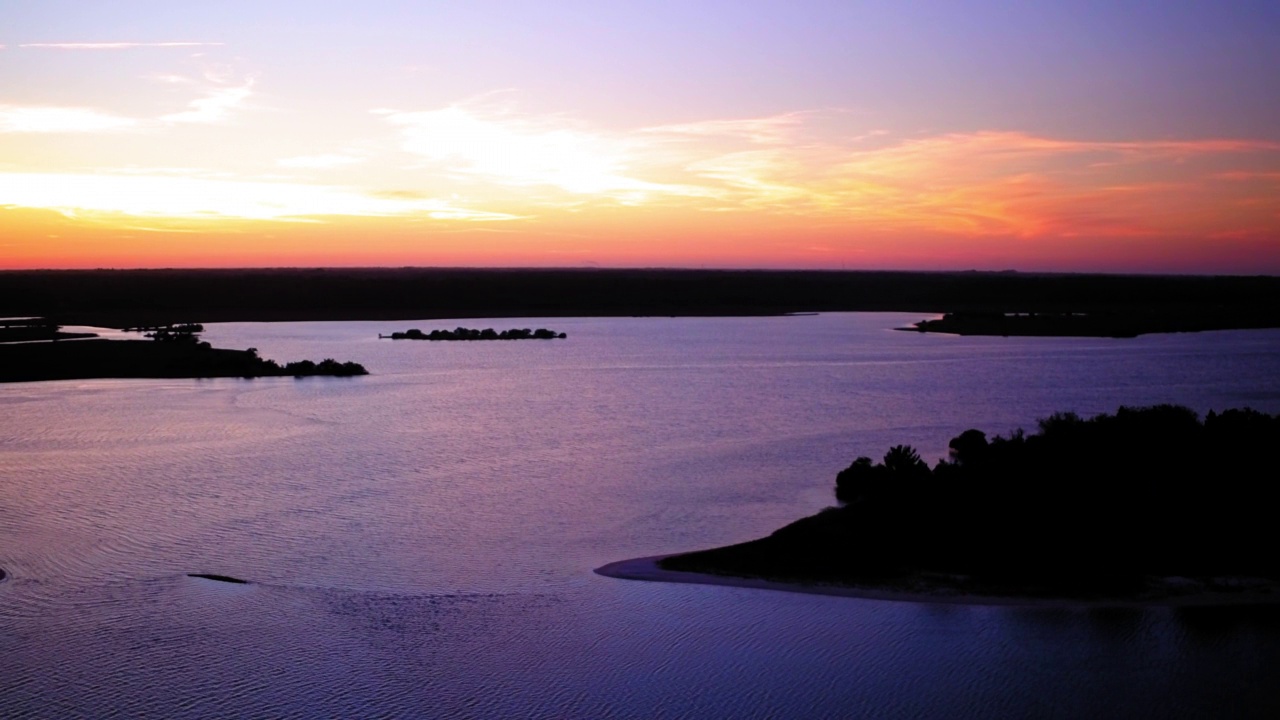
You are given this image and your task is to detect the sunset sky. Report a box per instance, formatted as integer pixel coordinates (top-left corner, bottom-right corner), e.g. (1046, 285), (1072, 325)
(3, 1), (1279, 272)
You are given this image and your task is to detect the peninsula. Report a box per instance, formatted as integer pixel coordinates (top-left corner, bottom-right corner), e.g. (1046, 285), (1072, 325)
(902, 311), (1273, 338)
(600, 405), (1280, 605)
(0, 317), (97, 343)
(0, 323), (368, 383)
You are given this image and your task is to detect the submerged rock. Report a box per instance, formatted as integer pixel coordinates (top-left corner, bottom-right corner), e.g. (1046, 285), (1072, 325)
(187, 573), (249, 584)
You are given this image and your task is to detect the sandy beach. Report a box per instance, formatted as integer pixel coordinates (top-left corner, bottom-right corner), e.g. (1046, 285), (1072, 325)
(595, 554), (1280, 608)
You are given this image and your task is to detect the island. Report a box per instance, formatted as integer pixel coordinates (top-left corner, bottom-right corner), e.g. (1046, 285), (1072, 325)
(0, 323), (368, 383)
(381, 326), (566, 341)
(599, 405), (1280, 605)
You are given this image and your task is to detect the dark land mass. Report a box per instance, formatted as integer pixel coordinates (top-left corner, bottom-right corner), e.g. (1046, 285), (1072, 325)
(0, 318), (97, 343)
(642, 406), (1280, 604)
(1, 268), (1277, 332)
(0, 337), (368, 383)
(904, 311), (1277, 338)
(382, 326), (566, 341)
(187, 573), (249, 584)
(0, 327), (97, 343)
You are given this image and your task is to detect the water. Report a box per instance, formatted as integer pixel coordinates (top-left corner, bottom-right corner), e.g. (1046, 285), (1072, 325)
(2, 313), (1279, 718)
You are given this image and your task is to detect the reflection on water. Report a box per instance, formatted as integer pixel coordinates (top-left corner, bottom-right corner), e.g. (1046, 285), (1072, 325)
(2, 315), (1279, 718)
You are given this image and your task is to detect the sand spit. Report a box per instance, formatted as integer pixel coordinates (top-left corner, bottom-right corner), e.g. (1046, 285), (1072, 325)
(595, 554), (1280, 608)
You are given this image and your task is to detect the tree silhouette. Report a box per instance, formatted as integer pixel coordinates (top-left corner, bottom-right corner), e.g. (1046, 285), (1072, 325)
(883, 445), (927, 475)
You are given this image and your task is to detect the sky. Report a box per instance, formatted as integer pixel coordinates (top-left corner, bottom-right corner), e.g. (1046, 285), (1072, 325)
(2, 1), (1279, 272)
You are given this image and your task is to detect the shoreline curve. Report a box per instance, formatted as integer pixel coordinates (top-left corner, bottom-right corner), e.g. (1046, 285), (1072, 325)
(594, 554), (1280, 608)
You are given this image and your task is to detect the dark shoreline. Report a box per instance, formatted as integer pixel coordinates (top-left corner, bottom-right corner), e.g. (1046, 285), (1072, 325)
(2, 268), (1277, 330)
(595, 554), (1280, 607)
(899, 311), (1276, 338)
(604, 406), (1280, 607)
(0, 338), (368, 384)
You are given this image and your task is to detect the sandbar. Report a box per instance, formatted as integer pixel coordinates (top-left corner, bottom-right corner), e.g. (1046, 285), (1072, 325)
(595, 554), (1280, 608)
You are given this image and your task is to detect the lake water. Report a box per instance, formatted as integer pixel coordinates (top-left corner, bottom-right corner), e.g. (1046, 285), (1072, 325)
(3, 313), (1279, 718)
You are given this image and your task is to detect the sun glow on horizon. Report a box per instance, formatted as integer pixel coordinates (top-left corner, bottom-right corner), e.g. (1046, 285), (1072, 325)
(2, 2), (1278, 272)
(0, 173), (519, 223)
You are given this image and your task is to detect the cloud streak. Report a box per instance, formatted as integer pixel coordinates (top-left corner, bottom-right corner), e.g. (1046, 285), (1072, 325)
(0, 105), (137, 133)
(4, 86), (1276, 248)
(0, 76), (254, 133)
(277, 154), (364, 169)
(0, 172), (518, 222)
(373, 101), (1280, 242)
(383, 104), (709, 203)
(19, 42), (224, 50)
(822, 131), (1280, 237)
(161, 80), (254, 124)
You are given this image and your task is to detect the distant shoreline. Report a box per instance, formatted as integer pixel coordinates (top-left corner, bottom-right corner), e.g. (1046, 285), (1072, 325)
(595, 554), (1280, 608)
(898, 311), (1275, 338)
(2, 268), (1277, 331)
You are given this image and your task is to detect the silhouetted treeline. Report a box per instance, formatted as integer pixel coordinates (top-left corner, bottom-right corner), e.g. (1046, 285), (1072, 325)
(0, 318), (96, 343)
(0, 339), (367, 383)
(907, 311), (1263, 337)
(663, 405), (1280, 595)
(383, 326), (565, 340)
(145, 324), (206, 343)
(1, 268), (1277, 328)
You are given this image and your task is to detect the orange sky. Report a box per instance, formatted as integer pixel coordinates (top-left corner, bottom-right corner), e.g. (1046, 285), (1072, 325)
(3, 2), (1279, 272)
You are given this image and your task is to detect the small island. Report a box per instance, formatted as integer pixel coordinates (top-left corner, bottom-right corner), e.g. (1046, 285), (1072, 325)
(0, 323), (368, 383)
(600, 405), (1280, 605)
(381, 326), (566, 341)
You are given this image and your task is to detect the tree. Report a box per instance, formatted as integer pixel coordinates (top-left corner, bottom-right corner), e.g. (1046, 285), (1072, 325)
(834, 456), (876, 503)
(883, 445), (926, 475)
(947, 429), (988, 465)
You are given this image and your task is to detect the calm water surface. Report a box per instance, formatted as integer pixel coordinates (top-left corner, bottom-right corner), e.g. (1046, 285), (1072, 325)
(2, 314), (1279, 718)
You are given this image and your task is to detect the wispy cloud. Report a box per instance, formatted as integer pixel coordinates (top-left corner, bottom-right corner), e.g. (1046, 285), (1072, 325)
(381, 102), (708, 203)
(161, 80), (253, 124)
(0, 172), (518, 222)
(375, 100), (1280, 241)
(385, 108), (619, 193)
(642, 114), (812, 145)
(819, 131), (1280, 236)
(0, 105), (137, 133)
(146, 73), (196, 85)
(277, 154), (365, 169)
(0, 66), (253, 133)
(19, 42), (223, 50)
(1214, 171), (1280, 182)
